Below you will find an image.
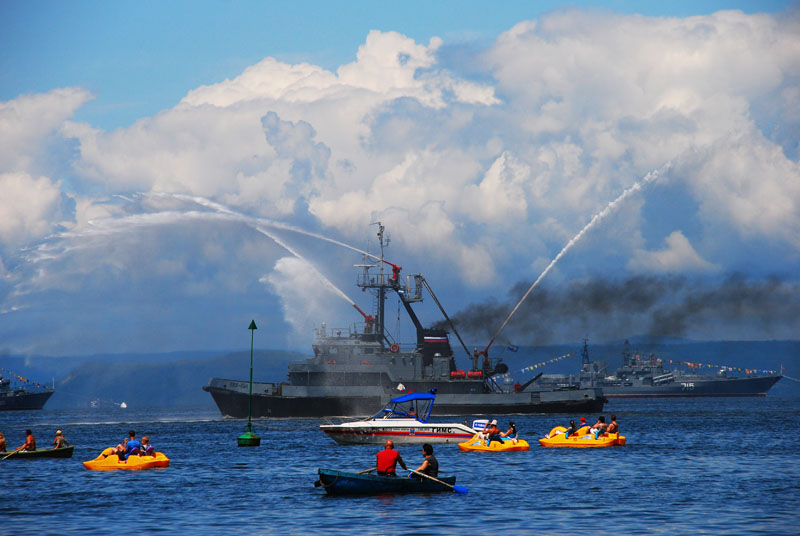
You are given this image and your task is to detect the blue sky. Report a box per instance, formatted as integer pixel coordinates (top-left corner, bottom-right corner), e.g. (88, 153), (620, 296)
(1, 1), (799, 356)
(3, 1), (792, 129)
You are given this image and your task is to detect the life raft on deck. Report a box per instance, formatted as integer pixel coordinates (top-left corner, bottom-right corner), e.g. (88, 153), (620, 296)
(538, 426), (626, 448)
(458, 434), (530, 452)
(83, 447), (170, 471)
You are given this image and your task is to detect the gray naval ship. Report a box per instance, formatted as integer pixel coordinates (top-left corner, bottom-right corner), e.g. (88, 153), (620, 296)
(0, 372), (54, 410)
(535, 339), (782, 398)
(204, 225), (606, 418)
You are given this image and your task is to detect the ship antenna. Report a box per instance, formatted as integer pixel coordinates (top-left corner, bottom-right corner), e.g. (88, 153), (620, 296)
(375, 221), (386, 271)
(368, 222), (393, 346)
(623, 339), (631, 367)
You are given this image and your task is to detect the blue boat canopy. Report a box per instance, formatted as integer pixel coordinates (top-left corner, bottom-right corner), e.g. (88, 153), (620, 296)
(390, 392), (436, 403)
(373, 389), (437, 423)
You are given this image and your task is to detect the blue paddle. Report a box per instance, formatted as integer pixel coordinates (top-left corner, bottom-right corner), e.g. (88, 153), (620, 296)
(408, 469), (468, 494)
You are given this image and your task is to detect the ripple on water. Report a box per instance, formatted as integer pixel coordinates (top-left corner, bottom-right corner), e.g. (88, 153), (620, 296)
(1, 398), (798, 535)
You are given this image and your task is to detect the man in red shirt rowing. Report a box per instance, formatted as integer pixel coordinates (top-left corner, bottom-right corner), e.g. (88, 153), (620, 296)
(376, 440), (408, 476)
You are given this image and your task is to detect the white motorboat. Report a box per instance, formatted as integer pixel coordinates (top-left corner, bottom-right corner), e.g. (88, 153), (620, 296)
(320, 391), (482, 445)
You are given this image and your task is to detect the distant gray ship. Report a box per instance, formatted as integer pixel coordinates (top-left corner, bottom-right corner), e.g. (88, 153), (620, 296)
(535, 340), (782, 398)
(204, 224), (606, 418)
(0, 372), (54, 410)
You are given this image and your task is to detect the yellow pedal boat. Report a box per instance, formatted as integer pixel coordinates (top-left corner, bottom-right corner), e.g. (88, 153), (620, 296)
(538, 426), (626, 448)
(83, 447), (170, 471)
(458, 434), (530, 452)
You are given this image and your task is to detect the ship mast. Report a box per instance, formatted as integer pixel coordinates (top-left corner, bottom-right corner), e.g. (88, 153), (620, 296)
(356, 222), (399, 346)
(622, 339), (632, 367)
(376, 223), (388, 343)
(355, 224), (456, 355)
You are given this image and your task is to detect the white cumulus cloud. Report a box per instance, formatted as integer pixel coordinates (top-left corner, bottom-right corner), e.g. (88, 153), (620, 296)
(0, 172), (65, 247)
(2, 11), (800, 352)
(629, 230), (718, 273)
(0, 87), (93, 174)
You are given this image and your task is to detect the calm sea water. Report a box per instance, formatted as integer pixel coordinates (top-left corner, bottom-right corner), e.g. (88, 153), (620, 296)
(2, 396), (799, 535)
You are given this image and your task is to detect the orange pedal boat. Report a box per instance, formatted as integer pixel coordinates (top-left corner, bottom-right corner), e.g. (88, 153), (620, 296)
(458, 434), (530, 452)
(538, 426), (626, 448)
(83, 447), (170, 470)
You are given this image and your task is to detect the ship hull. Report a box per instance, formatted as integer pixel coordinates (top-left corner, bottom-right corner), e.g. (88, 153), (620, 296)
(601, 374), (782, 398)
(204, 385), (382, 418)
(431, 396), (605, 415)
(0, 390), (54, 411)
(204, 381), (604, 418)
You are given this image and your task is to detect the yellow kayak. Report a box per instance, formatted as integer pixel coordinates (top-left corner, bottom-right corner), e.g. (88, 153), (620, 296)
(83, 447), (170, 471)
(458, 434), (530, 452)
(538, 426), (626, 448)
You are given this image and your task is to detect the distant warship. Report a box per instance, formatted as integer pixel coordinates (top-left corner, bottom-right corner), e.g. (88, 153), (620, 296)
(204, 224), (606, 418)
(0, 372), (54, 410)
(535, 340), (782, 398)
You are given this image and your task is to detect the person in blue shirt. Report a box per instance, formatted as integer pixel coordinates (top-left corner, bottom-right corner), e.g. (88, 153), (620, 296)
(109, 430), (142, 460)
(123, 430), (142, 459)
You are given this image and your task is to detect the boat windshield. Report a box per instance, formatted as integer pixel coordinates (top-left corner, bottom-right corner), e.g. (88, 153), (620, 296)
(372, 396), (434, 423)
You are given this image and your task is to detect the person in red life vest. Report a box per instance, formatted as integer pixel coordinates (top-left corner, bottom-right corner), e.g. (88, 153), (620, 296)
(16, 429), (36, 452)
(376, 440), (407, 476)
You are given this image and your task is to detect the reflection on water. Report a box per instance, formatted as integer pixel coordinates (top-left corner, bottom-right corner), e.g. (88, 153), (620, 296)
(2, 398), (798, 535)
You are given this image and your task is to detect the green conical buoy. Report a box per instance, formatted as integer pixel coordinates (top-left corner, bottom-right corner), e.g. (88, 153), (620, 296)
(237, 428), (260, 447)
(238, 320), (261, 447)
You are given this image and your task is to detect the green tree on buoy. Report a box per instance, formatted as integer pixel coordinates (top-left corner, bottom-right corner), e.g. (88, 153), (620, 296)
(237, 319), (261, 447)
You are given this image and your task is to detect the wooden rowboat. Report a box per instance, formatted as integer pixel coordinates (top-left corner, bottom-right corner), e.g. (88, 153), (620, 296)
(317, 468), (457, 495)
(1, 446), (75, 460)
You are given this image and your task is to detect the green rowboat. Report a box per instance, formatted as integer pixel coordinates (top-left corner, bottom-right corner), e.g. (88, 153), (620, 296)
(2, 446), (75, 460)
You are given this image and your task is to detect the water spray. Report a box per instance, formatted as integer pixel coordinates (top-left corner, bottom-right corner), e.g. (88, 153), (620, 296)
(163, 193), (379, 261)
(160, 193), (391, 310)
(25, 194), (367, 310)
(482, 163), (672, 354)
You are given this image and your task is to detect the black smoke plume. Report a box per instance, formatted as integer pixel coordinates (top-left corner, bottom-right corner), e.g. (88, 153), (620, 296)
(435, 274), (800, 345)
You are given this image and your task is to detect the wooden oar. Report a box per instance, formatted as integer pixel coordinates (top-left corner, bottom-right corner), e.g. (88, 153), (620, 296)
(356, 466), (377, 474)
(2, 450), (19, 460)
(408, 469), (468, 494)
(314, 467), (377, 487)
